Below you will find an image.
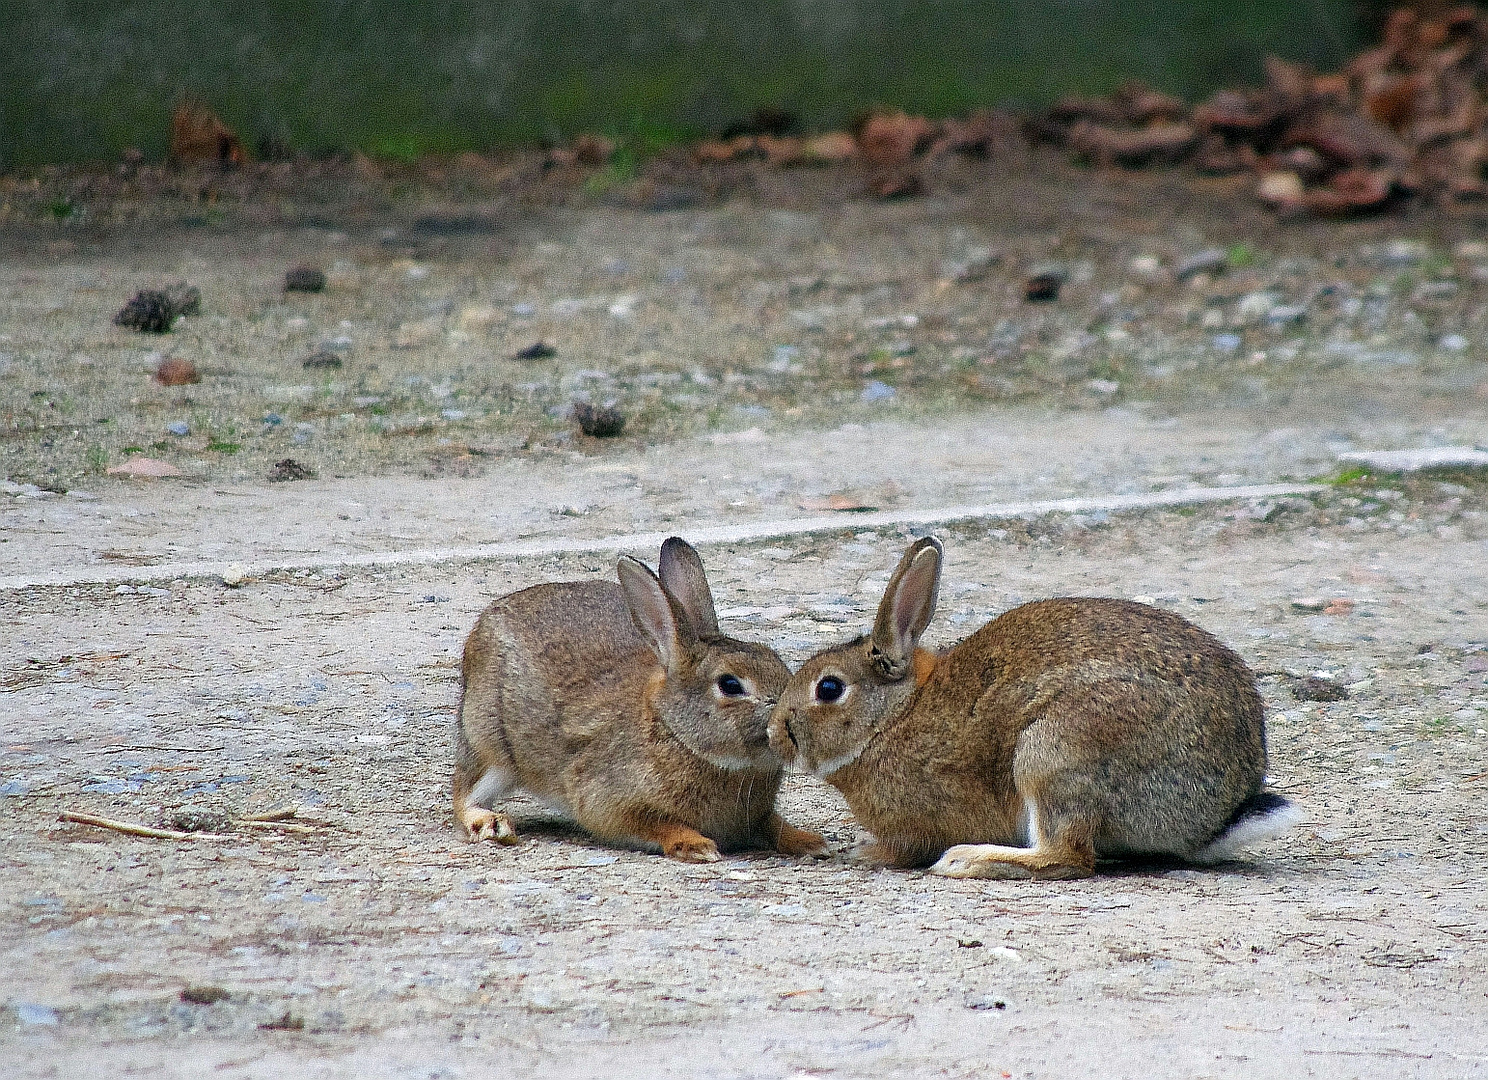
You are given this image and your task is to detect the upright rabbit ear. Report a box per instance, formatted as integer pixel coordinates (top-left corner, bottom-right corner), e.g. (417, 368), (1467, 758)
(657, 537), (720, 638)
(869, 536), (943, 679)
(618, 555), (697, 673)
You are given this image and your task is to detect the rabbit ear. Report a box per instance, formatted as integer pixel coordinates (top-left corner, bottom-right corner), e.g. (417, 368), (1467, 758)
(617, 555), (697, 673)
(870, 536), (943, 679)
(657, 537), (720, 638)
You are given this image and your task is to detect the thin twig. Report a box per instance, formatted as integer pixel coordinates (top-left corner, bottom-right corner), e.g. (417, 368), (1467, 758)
(241, 808), (302, 822)
(59, 810), (231, 841)
(92, 745), (226, 754)
(237, 820), (321, 834)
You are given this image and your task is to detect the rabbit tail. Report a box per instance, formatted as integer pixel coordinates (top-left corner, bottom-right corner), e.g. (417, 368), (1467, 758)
(1193, 791), (1304, 864)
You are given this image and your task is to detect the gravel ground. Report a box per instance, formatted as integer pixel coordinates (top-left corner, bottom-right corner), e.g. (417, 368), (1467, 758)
(3, 156), (1488, 1077)
(4, 150), (1488, 489)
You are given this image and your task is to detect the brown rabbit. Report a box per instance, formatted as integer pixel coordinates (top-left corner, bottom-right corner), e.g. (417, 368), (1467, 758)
(769, 536), (1300, 878)
(454, 537), (825, 862)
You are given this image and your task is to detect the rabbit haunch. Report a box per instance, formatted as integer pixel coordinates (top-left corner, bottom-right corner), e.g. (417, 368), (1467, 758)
(769, 536), (1300, 877)
(453, 538), (824, 863)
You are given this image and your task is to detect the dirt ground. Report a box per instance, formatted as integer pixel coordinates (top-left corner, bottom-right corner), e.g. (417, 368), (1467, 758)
(3, 155), (1488, 1077)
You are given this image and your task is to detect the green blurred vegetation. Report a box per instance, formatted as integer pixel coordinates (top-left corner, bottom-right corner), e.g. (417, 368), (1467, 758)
(2, 0), (1364, 166)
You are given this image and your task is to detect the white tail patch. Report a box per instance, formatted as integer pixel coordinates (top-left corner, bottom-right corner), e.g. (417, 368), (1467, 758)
(1193, 800), (1305, 864)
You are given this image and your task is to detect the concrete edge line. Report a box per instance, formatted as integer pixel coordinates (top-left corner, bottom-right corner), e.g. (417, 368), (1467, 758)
(0, 482), (1327, 592)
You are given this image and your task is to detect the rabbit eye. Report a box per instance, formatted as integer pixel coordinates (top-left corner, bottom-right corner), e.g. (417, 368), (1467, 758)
(815, 676), (846, 703)
(716, 674), (746, 697)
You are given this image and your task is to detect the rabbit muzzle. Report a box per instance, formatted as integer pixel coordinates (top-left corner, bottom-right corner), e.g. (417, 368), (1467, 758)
(766, 708), (806, 772)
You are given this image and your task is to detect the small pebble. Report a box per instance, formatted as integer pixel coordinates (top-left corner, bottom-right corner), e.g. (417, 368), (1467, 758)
(221, 564), (250, 587)
(1236, 292), (1277, 322)
(513, 341), (557, 360)
(1174, 248), (1228, 281)
(1265, 304), (1306, 325)
(284, 266), (327, 293)
(943, 248), (999, 282)
(181, 986), (230, 1005)
(1256, 172), (1304, 209)
(14, 1003), (58, 1026)
(1024, 266), (1066, 303)
(861, 380), (896, 403)
(166, 421), (190, 437)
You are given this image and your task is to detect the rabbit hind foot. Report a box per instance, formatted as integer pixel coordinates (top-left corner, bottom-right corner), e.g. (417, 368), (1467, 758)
(928, 842), (1094, 880)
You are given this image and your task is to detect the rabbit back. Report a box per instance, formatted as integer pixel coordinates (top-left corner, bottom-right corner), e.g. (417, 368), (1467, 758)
(832, 597), (1269, 866)
(459, 579), (650, 814)
(979, 598), (1266, 857)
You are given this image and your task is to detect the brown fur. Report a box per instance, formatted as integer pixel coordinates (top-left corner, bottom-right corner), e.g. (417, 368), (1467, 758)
(770, 537), (1275, 876)
(454, 539), (824, 861)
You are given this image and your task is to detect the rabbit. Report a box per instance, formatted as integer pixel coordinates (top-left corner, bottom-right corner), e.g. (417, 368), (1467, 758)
(454, 537), (825, 862)
(768, 536), (1301, 878)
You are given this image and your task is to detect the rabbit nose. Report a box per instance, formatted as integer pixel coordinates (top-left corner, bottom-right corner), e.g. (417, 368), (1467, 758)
(781, 716), (800, 751)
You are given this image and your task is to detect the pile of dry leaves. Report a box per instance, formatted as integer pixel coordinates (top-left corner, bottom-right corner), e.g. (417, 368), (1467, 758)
(159, 5), (1488, 217)
(1031, 5), (1488, 214)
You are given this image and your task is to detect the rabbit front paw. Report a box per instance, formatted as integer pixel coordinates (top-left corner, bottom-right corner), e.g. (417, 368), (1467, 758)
(459, 807), (519, 845)
(776, 825), (829, 857)
(771, 815), (828, 856)
(651, 823), (722, 863)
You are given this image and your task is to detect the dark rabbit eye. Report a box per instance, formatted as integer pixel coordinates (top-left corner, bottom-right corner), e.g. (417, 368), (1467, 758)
(815, 676), (846, 703)
(717, 674), (746, 697)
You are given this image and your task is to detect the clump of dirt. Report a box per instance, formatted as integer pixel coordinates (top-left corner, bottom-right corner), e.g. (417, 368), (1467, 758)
(513, 341), (557, 360)
(180, 986), (231, 1005)
(284, 266), (327, 293)
(170, 99), (246, 167)
(268, 458), (315, 482)
(153, 357), (201, 386)
(1292, 674), (1350, 701)
(572, 401), (626, 438)
(300, 350), (343, 370)
(114, 284), (201, 333)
